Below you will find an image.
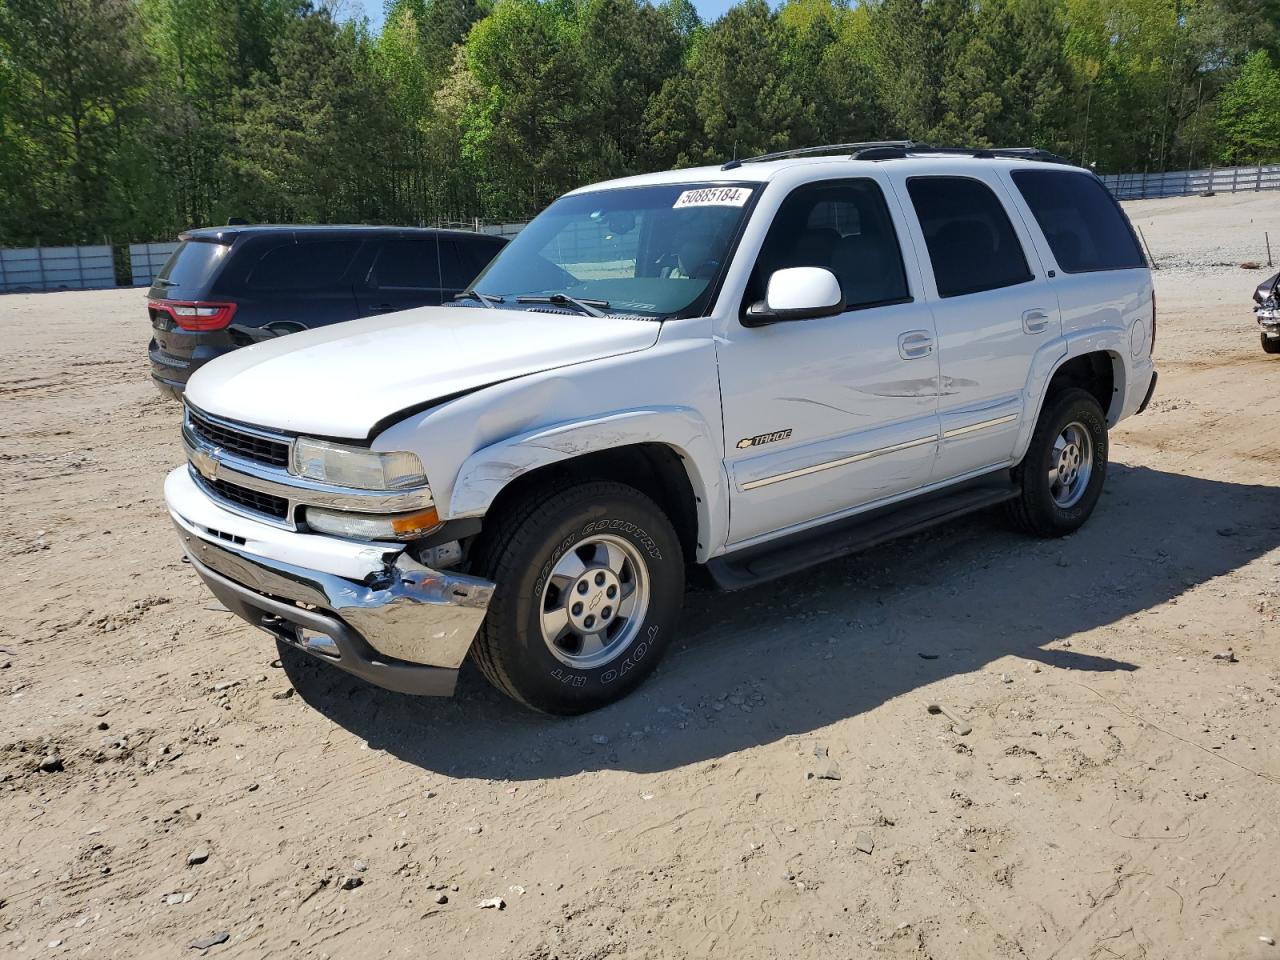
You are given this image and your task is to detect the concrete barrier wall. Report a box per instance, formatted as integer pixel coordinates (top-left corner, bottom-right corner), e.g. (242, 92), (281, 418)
(0, 245), (116, 293)
(129, 241), (180, 287)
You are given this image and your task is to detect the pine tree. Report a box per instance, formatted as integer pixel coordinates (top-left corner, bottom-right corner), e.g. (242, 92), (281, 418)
(1216, 49), (1280, 164)
(0, 0), (152, 244)
(235, 8), (396, 222)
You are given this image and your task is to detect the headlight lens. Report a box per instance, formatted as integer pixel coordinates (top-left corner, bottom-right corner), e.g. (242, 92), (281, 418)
(305, 505), (441, 542)
(290, 438), (427, 490)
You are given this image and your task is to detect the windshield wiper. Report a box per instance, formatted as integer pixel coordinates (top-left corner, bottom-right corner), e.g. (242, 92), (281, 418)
(516, 293), (609, 318)
(453, 289), (504, 309)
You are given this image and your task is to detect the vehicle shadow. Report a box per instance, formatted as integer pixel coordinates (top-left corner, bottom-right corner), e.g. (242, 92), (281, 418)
(282, 464), (1280, 780)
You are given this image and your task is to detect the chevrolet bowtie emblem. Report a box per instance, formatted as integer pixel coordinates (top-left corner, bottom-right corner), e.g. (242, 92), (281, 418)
(191, 447), (220, 482)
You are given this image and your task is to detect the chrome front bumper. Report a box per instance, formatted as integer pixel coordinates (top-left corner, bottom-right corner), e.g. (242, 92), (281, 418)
(167, 468), (494, 697)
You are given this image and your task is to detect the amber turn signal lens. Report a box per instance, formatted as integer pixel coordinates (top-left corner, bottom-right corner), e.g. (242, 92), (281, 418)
(305, 505), (442, 542)
(389, 506), (441, 537)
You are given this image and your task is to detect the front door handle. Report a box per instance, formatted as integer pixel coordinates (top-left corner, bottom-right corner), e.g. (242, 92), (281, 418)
(1022, 308), (1050, 334)
(898, 330), (934, 360)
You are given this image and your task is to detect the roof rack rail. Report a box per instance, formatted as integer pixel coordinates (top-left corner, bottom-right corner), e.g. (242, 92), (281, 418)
(721, 142), (1072, 170)
(721, 141), (917, 170)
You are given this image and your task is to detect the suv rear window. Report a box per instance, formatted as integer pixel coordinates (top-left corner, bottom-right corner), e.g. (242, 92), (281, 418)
(1011, 170), (1145, 273)
(154, 239), (227, 293)
(907, 177), (1033, 298)
(245, 240), (362, 292)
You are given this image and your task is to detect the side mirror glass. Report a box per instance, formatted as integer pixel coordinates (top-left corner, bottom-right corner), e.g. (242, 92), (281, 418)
(745, 266), (845, 325)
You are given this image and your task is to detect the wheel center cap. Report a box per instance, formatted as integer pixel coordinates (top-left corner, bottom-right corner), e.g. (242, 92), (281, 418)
(567, 568), (620, 632)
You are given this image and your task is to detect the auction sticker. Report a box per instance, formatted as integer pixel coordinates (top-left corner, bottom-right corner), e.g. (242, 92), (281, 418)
(673, 187), (752, 208)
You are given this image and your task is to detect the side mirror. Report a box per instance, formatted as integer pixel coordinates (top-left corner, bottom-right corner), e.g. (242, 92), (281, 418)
(744, 267), (845, 326)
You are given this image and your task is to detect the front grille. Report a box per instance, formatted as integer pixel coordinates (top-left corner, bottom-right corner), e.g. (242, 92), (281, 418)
(204, 476), (289, 520)
(187, 408), (290, 468)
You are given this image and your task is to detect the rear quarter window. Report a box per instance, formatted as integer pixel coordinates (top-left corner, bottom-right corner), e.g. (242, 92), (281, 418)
(244, 239), (363, 292)
(1011, 170), (1145, 273)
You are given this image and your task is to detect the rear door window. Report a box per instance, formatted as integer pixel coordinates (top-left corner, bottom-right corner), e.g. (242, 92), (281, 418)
(906, 177), (1033, 298)
(452, 237), (501, 284)
(367, 237), (441, 290)
(437, 240), (471, 289)
(245, 240), (362, 292)
(1011, 170), (1145, 273)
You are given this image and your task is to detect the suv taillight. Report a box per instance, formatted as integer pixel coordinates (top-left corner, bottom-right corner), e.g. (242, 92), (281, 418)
(150, 299), (237, 331)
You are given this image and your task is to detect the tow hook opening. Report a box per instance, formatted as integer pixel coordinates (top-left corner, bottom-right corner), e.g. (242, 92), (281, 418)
(260, 614), (341, 660)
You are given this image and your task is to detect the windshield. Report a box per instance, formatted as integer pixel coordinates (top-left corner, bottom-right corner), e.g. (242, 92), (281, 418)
(470, 183), (756, 318)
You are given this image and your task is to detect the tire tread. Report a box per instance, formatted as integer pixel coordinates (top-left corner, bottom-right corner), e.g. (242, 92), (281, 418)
(1006, 386), (1107, 538)
(470, 479), (673, 711)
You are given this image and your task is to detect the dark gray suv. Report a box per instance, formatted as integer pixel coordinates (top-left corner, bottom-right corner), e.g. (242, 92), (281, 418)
(147, 225), (507, 397)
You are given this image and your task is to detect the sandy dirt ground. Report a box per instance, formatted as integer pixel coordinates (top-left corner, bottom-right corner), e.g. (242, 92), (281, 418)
(2, 192), (1279, 960)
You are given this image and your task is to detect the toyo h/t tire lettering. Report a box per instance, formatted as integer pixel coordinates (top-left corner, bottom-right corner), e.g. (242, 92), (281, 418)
(470, 480), (685, 714)
(1007, 386), (1109, 537)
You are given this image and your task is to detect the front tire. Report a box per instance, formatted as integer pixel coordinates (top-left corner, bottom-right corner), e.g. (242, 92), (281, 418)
(471, 481), (685, 714)
(1007, 387), (1108, 537)
(1262, 332), (1280, 354)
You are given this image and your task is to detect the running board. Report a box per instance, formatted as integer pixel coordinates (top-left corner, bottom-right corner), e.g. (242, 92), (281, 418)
(707, 474), (1018, 590)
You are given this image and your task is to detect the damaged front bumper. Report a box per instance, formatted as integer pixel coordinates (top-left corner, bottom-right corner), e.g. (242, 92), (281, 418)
(166, 467), (493, 696)
(1258, 306), (1280, 339)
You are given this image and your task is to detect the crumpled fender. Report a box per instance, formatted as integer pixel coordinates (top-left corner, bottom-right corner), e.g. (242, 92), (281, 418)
(449, 406), (728, 562)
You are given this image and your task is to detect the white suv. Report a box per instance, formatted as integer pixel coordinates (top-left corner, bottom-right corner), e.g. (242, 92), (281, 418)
(165, 142), (1157, 714)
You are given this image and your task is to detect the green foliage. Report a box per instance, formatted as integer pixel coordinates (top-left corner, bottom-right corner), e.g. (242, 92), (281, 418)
(0, 0), (1275, 244)
(235, 8), (398, 222)
(1217, 49), (1280, 164)
(0, 0), (152, 244)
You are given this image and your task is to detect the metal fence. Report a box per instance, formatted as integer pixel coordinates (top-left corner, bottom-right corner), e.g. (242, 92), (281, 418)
(129, 241), (180, 286)
(0, 245), (116, 293)
(1101, 164), (1280, 201)
(435, 219), (528, 238)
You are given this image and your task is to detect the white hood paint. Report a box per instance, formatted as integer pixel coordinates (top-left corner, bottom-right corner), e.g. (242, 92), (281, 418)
(184, 306), (661, 438)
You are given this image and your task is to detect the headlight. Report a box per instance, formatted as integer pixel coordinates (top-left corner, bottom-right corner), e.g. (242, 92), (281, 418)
(305, 505), (441, 542)
(290, 438), (427, 490)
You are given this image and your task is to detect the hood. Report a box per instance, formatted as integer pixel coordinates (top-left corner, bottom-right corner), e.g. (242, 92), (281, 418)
(184, 305), (661, 439)
(1254, 271), (1279, 305)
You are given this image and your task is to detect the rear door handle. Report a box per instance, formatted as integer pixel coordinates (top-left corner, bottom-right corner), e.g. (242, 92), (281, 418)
(898, 330), (934, 360)
(1022, 308), (1050, 334)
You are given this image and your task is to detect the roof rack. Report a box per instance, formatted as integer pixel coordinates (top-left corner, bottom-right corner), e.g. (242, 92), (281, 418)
(721, 141), (915, 169)
(721, 142), (1072, 170)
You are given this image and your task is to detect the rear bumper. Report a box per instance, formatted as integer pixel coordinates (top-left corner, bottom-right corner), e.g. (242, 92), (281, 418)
(152, 372), (186, 399)
(166, 467), (494, 697)
(148, 339), (230, 398)
(1135, 370), (1158, 415)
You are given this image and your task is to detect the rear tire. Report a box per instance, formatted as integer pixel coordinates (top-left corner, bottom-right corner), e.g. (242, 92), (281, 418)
(1262, 332), (1280, 354)
(471, 480), (685, 714)
(1007, 387), (1108, 537)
